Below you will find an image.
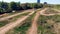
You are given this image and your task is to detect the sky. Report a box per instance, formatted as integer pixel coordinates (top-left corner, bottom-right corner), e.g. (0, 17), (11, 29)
(0, 0), (60, 4)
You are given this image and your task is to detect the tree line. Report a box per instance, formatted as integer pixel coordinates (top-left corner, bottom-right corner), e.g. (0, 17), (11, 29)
(0, 1), (44, 14)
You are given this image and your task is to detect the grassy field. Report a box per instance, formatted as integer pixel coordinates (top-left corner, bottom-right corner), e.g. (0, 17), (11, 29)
(37, 15), (60, 34)
(1, 8), (60, 34)
(0, 12), (30, 27)
(37, 8), (60, 34)
(53, 5), (60, 10)
(6, 12), (36, 34)
(7, 9), (60, 34)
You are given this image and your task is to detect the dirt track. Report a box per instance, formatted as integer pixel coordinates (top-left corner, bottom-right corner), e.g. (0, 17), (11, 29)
(26, 8), (48, 34)
(0, 10), (34, 34)
(0, 8), (60, 34)
(39, 8), (54, 16)
(26, 8), (60, 34)
(40, 8), (60, 16)
(0, 9), (33, 21)
(27, 12), (39, 34)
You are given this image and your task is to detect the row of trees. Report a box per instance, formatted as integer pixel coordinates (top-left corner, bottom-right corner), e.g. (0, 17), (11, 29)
(0, 1), (44, 14)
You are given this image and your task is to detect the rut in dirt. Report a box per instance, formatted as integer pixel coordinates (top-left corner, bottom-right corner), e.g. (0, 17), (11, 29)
(26, 11), (40, 34)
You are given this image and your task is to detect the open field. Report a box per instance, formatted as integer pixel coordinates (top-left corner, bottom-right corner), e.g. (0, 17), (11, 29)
(0, 8), (60, 34)
(0, 0), (60, 34)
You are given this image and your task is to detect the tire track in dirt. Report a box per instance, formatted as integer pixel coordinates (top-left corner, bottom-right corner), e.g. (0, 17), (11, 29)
(0, 9), (33, 21)
(0, 11), (34, 34)
(27, 12), (39, 34)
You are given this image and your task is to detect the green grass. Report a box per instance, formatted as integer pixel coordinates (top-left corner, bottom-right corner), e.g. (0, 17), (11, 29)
(53, 5), (60, 10)
(0, 20), (9, 27)
(0, 12), (30, 27)
(37, 15), (60, 34)
(6, 12), (36, 34)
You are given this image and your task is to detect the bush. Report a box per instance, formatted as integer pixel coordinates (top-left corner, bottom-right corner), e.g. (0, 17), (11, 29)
(0, 8), (5, 14)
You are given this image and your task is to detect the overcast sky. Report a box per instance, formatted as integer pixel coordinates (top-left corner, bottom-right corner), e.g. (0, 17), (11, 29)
(0, 0), (60, 4)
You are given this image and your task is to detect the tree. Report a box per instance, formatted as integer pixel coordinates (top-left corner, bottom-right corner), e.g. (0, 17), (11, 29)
(0, 8), (5, 14)
(44, 2), (47, 5)
(44, 2), (48, 7)
(16, 2), (22, 10)
(24, 3), (32, 9)
(0, 2), (9, 13)
(9, 2), (22, 11)
(9, 2), (17, 10)
(0, 2), (2, 7)
(34, 3), (43, 9)
(1, 2), (9, 10)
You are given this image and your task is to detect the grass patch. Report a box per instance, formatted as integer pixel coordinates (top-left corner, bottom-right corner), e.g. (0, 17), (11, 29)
(37, 15), (60, 34)
(53, 5), (60, 10)
(0, 20), (9, 27)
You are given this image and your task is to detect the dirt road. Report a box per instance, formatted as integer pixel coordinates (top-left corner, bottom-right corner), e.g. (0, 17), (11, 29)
(0, 9), (33, 21)
(40, 8), (60, 16)
(39, 8), (54, 16)
(0, 11), (34, 34)
(27, 8), (48, 34)
(27, 12), (39, 34)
